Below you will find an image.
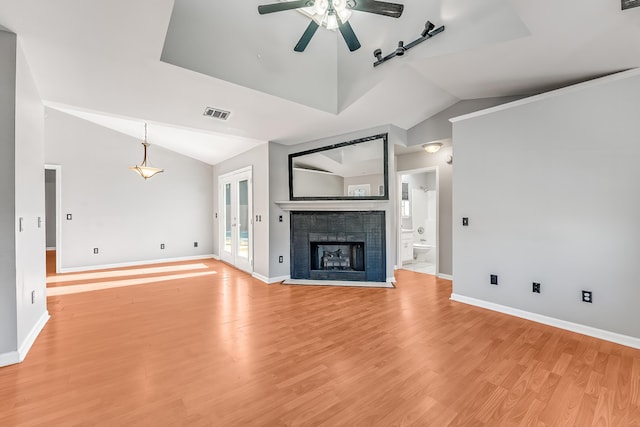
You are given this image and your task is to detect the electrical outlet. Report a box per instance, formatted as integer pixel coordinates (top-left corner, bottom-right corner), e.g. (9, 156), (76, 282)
(462, 217), (469, 226)
(279, 215), (283, 222)
(490, 274), (498, 285)
(161, 243), (165, 250)
(93, 248), (99, 254)
(194, 242), (198, 248)
(31, 290), (35, 304)
(582, 290), (593, 303)
(279, 256), (283, 263)
(532, 282), (541, 293)
(66, 214), (72, 220)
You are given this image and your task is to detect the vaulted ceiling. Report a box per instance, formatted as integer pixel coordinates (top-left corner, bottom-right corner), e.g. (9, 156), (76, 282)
(1, 0), (639, 165)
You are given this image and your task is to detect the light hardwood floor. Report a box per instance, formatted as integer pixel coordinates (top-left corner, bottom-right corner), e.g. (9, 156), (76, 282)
(1, 256), (639, 426)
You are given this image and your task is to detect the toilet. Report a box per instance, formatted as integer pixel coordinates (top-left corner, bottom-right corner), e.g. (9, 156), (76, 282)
(413, 242), (432, 262)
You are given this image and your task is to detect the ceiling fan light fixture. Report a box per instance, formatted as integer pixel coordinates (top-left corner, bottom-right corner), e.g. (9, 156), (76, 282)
(422, 142), (443, 153)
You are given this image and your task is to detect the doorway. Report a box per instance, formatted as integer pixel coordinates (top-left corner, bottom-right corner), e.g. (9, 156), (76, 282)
(44, 164), (62, 274)
(219, 166), (253, 273)
(397, 167), (439, 275)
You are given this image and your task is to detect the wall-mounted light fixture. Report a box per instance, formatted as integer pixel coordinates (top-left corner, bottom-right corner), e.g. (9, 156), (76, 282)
(130, 123), (164, 180)
(422, 141), (443, 153)
(373, 20), (445, 67)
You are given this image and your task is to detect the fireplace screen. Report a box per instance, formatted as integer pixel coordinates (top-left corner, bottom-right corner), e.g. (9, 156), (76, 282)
(310, 243), (365, 272)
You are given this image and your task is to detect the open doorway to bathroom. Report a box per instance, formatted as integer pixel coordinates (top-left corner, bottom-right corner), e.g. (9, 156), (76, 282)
(398, 167), (438, 275)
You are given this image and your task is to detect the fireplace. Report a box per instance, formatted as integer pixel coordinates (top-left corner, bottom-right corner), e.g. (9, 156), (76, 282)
(290, 211), (385, 282)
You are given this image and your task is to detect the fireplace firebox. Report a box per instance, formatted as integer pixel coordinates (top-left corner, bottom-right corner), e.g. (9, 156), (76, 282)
(290, 211), (385, 282)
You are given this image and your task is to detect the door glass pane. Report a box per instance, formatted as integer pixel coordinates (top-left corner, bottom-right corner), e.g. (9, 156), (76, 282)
(224, 183), (232, 253)
(237, 179), (249, 260)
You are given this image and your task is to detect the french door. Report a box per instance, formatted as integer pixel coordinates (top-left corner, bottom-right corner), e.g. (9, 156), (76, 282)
(219, 167), (253, 273)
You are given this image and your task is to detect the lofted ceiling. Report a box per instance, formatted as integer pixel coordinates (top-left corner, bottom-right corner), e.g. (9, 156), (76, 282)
(0, 0), (639, 165)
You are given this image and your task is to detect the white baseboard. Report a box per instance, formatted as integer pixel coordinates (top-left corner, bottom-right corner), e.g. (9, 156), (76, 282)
(450, 293), (640, 350)
(387, 276), (396, 283)
(0, 310), (50, 367)
(59, 255), (215, 273)
(46, 247), (56, 251)
(18, 311), (50, 362)
(252, 273), (290, 284)
(438, 273), (453, 280)
(212, 254), (221, 261)
(0, 350), (19, 367)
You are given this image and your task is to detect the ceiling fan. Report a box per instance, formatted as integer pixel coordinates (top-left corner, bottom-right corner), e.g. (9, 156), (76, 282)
(258, 0), (404, 52)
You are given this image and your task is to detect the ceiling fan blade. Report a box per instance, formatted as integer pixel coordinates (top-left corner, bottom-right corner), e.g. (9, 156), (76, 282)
(294, 21), (320, 52)
(338, 19), (361, 52)
(258, 0), (314, 15)
(348, 0), (404, 18)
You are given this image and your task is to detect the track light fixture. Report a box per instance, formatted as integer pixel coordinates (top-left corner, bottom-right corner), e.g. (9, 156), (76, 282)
(373, 20), (445, 67)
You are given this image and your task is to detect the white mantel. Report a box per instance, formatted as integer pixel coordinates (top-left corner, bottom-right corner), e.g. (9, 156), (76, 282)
(275, 200), (389, 211)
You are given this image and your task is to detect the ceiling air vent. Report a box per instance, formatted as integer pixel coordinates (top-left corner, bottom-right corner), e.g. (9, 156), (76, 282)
(203, 107), (230, 120)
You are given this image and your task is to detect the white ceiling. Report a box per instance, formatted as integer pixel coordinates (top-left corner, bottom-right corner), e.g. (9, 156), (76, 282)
(1, 0), (639, 165)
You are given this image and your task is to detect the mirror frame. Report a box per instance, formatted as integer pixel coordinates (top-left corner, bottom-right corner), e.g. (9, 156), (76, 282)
(288, 133), (389, 201)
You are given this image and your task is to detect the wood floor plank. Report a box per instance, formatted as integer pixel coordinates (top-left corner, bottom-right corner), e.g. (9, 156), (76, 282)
(0, 256), (639, 426)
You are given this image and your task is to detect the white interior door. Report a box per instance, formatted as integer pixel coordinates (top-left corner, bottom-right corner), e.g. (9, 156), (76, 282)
(219, 167), (253, 273)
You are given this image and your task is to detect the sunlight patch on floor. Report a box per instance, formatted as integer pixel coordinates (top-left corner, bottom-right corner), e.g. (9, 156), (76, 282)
(47, 271), (217, 296)
(46, 263), (210, 284)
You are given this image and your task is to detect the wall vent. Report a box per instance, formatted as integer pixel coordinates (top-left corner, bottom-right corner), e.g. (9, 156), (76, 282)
(203, 107), (230, 120)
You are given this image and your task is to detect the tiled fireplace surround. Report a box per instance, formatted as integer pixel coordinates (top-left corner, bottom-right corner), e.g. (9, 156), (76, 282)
(290, 211), (386, 282)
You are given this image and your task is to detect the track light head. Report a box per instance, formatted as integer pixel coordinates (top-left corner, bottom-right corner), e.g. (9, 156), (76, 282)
(421, 21), (435, 37)
(395, 41), (405, 56)
(373, 48), (382, 61)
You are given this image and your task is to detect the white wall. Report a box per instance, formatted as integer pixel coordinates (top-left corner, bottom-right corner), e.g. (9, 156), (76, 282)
(45, 108), (214, 271)
(451, 70), (640, 341)
(0, 30), (48, 366)
(212, 143), (270, 280)
(15, 38), (47, 349)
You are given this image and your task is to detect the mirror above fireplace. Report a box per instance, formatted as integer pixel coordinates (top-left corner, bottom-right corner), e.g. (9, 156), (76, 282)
(288, 133), (388, 201)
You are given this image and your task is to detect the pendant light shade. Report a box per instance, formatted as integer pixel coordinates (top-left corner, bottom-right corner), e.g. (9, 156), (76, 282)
(130, 123), (164, 180)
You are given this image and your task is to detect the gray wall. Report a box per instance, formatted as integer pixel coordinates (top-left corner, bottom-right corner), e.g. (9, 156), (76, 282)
(401, 96), (524, 276)
(45, 169), (56, 248)
(451, 70), (640, 339)
(45, 108), (214, 271)
(293, 169), (343, 197)
(212, 143), (270, 279)
(0, 30), (18, 358)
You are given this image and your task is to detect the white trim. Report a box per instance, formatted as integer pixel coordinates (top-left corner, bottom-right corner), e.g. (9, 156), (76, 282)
(449, 69), (640, 123)
(437, 273), (453, 280)
(59, 255), (215, 273)
(387, 276), (396, 283)
(18, 311), (50, 362)
(252, 273), (290, 284)
(212, 254), (221, 261)
(0, 311), (50, 367)
(46, 247), (56, 251)
(218, 165), (253, 180)
(0, 351), (19, 367)
(450, 293), (640, 350)
(275, 200), (388, 211)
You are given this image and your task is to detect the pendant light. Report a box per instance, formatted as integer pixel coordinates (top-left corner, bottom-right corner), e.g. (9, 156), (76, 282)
(130, 123), (164, 180)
